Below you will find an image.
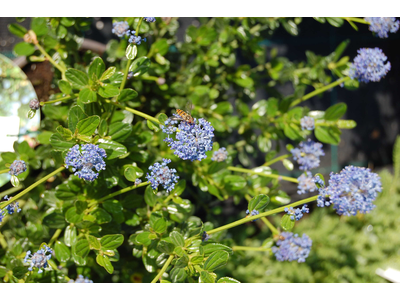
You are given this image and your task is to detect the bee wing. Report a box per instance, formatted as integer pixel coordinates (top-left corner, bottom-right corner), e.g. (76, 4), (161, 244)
(185, 100), (194, 115)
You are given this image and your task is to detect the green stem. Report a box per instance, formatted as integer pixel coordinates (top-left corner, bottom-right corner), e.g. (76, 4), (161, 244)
(261, 217), (279, 235)
(228, 166), (299, 183)
(232, 246), (272, 252)
(98, 181), (150, 203)
(0, 169), (9, 174)
(35, 42), (66, 75)
(207, 195), (318, 235)
(263, 154), (291, 167)
(0, 166), (65, 210)
(40, 94), (79, 106)
(339, 17), (369, 24)
(0, 185), (23, 200)
(290, 76), (350, 108)
(48, 229), (62, 247)
(151, 254), (174, 283)
(105, 100), (161, 125)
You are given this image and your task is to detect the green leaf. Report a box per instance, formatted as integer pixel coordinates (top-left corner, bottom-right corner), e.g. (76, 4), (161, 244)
(43, 213), (67, 229)
(76, 116), (100, 136)
(118, 88), (138, 102)
(144, 185), (157, 207)
(56, 125), (73, 140)
(97, 254), (114, 274)
(170, 231), (184, 247)
(65, 68), (89, 89)
(149, 38), (169, 56)
(124, 166), (137, 182)
(282, 159), (294, 171)
(100, 67), (116, 81)
(190, 255), (204, 265)
(98, 139), (128, 160)
(333, 39), (350, 62)
(87, 235), (101, 250)
(326, 17), (344, 27)
(157, 240), (175, 254)
(68, 105), (87, 132)
(91, 208), (112, 224)
(50, 133), (76, 151)
(172, 180), (186, 196)
(281, 214), (295, 231)
(13, 42), (35, 56)
(224, 175), (247, 191)
(200, 271), (215, 283)
(54, 241), (70, 263)
(284, 123), (302, 140)
(64, 225), (77, 247)
(337, 120), (357, 129)
(125, 44), (138, 60)
(157, 113), (168, 125)
(8, 23), (27, 37)
(98, 84), (120, 98)
(60, 17), (75, 27)
(170, 267), (187, 283)
(153, 218), (167, 234)
(203, 250), (229, 271)
(65, 207), (84, 224)
(100, 234), (124, 250)
(248, 195), (270, 212)
(31, 17), (48, 36)
(79, 88), (97, 104)
(136, 232), (152, 246)
(218, 277), (240, 283)
(103, 200), (123, 214)
(99, 119), (108, 137)
(203, 243), (233, 256)
(0, 266), (7, 278)
(74, 239), (90, 258)
(325, 103), (347, 121)
(109, 122), (132, 142)
(1, 152), (17, 163)
(58, 80), (72, 95)
(315, 126), (341, 145)
(88, 57), (105, 80)
(129, 57), (151, 77)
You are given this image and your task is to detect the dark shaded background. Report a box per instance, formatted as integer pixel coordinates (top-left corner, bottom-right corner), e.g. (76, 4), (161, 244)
(1, 17), (399, 176)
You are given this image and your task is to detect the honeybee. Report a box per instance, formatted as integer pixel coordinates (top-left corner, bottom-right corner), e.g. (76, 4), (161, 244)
(171, 101), (195, 124)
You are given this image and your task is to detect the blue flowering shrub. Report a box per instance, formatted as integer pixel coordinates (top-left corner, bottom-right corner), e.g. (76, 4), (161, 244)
(0, 17), (397, 283)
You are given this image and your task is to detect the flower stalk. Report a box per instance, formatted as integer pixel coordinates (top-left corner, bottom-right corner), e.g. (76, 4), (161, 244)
(151, 254), (174, 283)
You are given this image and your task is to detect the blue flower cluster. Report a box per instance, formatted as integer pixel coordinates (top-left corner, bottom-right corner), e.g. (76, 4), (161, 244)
(246, 209), (260, 222)
(3, 196), (21, 214)
(202, 231), (210, 242)
(316, 166), (382, 216)
(284, 205), (309, 221)
(0, 209), (4, 224)
(65, 144), (107, 182)
(365, 17), (399, 38)
(146, 158), (179, 192)
(212, 147), (228, 162)
(112, 21), (131, 38)
(300, 116), (315, 131)
(135, 178), (142, 185)
(24, 245), (52, 273)
(291, 139), (324, 171)
(349, 48), (391, 83)
(162, 117), (214, 161)
(144, 17), (156, 23)
(129, 35), (147, 45)
(297, 171), (318, 194)
(69, 275), (93, 283)
(9, 160), (27, 176)
(313, 175), (325, 189)
(272, 232), (312, 263)
(29, 99), (40, 110)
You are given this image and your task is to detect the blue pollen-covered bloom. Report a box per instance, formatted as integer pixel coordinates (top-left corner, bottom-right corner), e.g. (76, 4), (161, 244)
(24, 245), (52, 273)
(246, 209), (260, 222)
(29, 98), (40, 110)
(9, 160), (27, 176)
(0, 209), (5, 224)
(69, 275), (93, 283)
(300, 116), (315, 131)
(272, 232), (312, 263)
(65, 144), (107, 182)
(3, 196), (21, 214)
(212, 147), (228, 162)
(202, 231), (210, 242)
(365, 17), (399, 38)
(285, 205), (309, 221)
(146, 158), (179, 193)
(313, 175), (325, 189)
(144, 17), (156, 23)
(135, 178), (142, 185)
(349, 48), (391, 83)
(291, 139), (324, 171)
(162, 116), (214, 161)
(317, 166), (382, 216)
(112, 21), (131, 37)
(128, 35), (147, 45)
(297, 171), (318, 194)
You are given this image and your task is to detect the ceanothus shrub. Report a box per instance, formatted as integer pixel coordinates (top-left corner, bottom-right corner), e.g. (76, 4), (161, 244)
(0, 16), (394, 283)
